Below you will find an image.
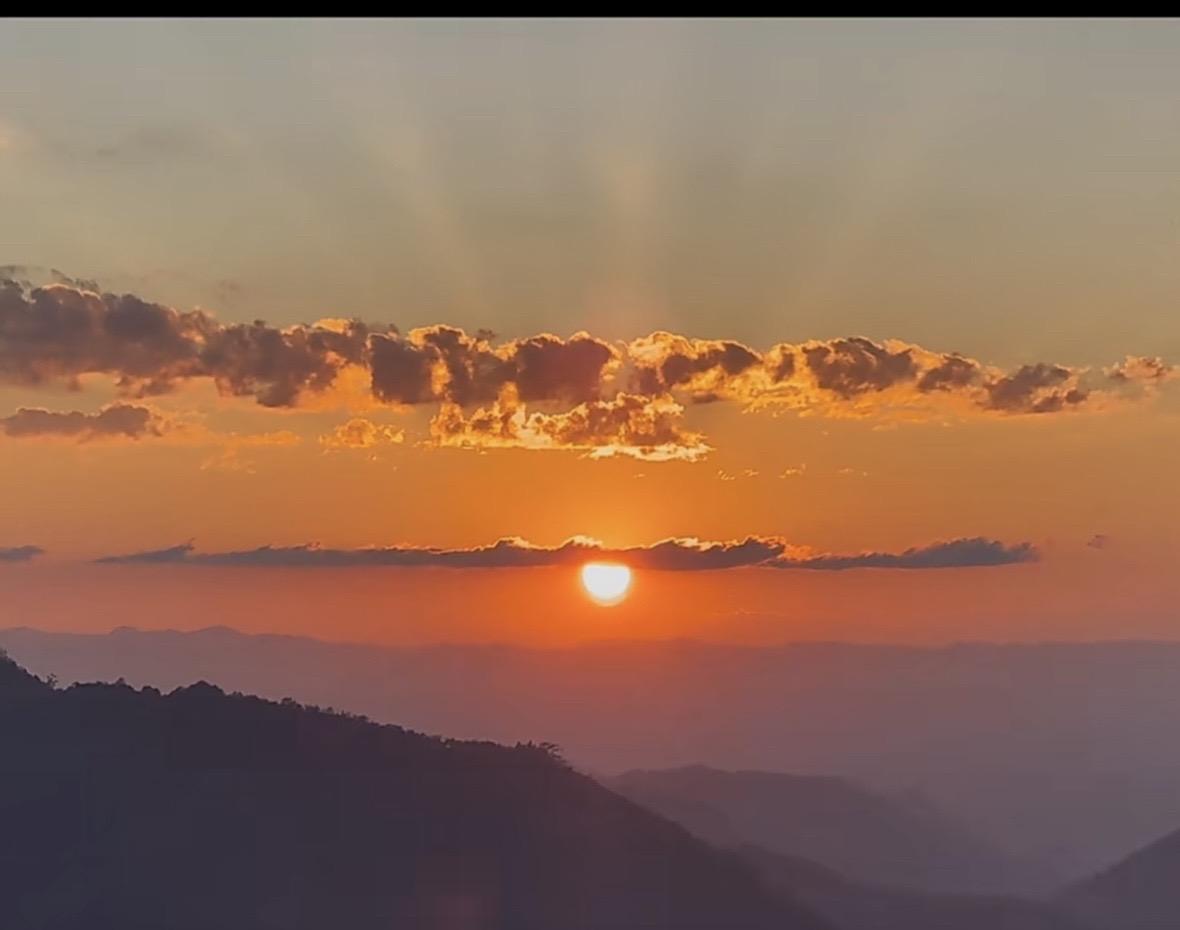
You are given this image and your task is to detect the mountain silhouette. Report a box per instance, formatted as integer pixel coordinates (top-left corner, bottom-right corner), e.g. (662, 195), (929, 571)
(11, 626), (1180, 886)
(1059, 824), (1180, 929)
(738, 845), (1090, 930)
(0, 650), (830, 930)
(606, 766), (1017, 893)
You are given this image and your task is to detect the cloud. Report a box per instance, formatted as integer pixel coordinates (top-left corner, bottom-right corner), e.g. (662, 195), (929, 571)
(628, 332), (1126, 419)
(0, 264), (100, 292)
(1, 403), (171, 440)
(0, 278), (373, 405)
(629, 332), (763, 402)
(429, 392), (711, 462)
(983, 363), (1087, 414)
(199, 318), (372, 407)
(803, 337), (917, 398)
(95, 534), (1037, 571)
(915, 353), (982, 393)
(624, 537), (787, 570)
(0, 545), (44, 562)
(96, 542), (194, 564)
(369, 326), (619, 408)
(1110, 356), (1174, 382)
(319, 418), (405, 451)
(0, 279), (206, 393)
(2, 276), (1174, 460)
(0, 405), (302, 463)
(717, 469), (759, 481)
(1104, 356), (1175, 392)
(767, 537), (1038, 570)
(0, 278), (626, 417)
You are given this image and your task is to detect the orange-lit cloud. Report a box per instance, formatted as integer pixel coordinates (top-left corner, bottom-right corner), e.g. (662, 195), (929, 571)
(1105, 355), (1176, 391)
(624, 332), (1160, 420)
(318, 417), (405, 451)
(94, 535), (1037, 571)
(429, 391), (710, 462)
(3, 276), (1174, 463)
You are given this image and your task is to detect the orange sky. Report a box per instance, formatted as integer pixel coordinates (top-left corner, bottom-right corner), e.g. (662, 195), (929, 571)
(0, 297), (1177, 644)
(3, 547), (1178, 648)
(2, 20), (1179, 644)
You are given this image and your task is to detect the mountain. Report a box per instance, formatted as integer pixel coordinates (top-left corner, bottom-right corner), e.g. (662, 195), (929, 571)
(9, 626), (1180, 885)
(0, 644), (52, 700)
(605, 765), (1016, 893)
(739, 845), (1091, 930)
(1059, 825), (1180, 930)
(0, 650), (830, 930)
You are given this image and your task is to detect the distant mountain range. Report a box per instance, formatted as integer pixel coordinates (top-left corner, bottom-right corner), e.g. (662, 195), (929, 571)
(605, 766), (1017, 893)
(0, 651), (830, 930)
(1059, 823), (1180, 929)
(7, 626), (1180, 886)
(605, 766), (1096, 929)
(739, 845), (1090, 930)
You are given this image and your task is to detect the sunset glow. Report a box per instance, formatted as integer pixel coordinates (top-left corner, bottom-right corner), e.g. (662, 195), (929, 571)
(0, 20), (1175, 650)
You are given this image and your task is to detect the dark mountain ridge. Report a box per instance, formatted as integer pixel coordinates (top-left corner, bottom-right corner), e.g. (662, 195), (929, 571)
(0, 649), (829, 930)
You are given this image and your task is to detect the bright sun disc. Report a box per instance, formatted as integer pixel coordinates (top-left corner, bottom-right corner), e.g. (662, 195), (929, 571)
(580, 562), (633, 606)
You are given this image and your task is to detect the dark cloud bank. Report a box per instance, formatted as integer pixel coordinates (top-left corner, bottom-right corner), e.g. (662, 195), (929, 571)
(96, 536), (1038, 572)
(0, 545), (45, 563)
(1, 403), (167, 440)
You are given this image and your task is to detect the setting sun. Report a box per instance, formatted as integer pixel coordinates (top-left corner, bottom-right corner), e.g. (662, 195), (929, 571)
(580, 562), (633, 606)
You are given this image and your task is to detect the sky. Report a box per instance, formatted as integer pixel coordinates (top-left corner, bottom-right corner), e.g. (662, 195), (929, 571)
(2, 18), (1179, 645)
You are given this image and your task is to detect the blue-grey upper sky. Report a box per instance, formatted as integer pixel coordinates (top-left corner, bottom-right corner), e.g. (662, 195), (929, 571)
(4, 18), (1180, 364)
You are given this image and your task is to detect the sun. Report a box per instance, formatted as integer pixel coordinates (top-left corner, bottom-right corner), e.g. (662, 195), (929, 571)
(580, 562), (633, 606)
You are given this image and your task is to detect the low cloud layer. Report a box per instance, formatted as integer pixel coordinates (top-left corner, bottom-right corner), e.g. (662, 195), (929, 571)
(769, 537), (1038, 571)
(1, 403), (170, 440)
(2, 275), (1174, 461)
(0, 545), (45, 562)
(95, 535), (1038, 571)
